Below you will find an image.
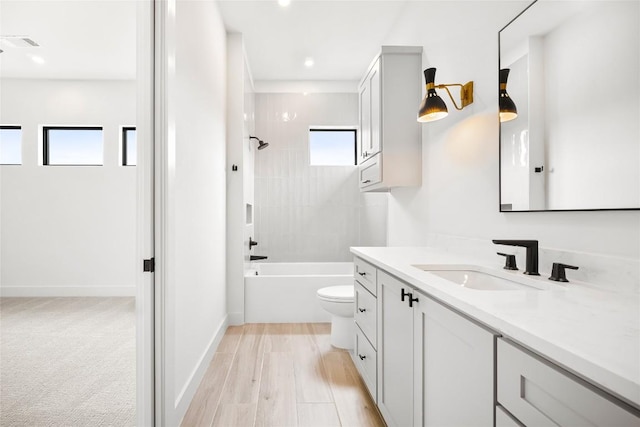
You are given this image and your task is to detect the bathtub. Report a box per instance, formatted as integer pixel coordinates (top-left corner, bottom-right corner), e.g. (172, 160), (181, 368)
(244, 262), (354, 323)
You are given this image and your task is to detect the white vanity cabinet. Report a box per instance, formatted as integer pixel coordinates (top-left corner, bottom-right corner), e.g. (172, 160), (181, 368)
(497, 338), (640, 426)
(415, 294), (495, 426)
(358, 46), (422, 192)
(353, 251), (640, 427)
(376, 269), (496, 427)
(353, 258), (378, 401)
(377, 271), (415, 427)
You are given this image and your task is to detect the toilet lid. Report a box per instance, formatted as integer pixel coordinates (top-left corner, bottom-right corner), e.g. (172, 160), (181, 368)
(317, 285), (354, 302)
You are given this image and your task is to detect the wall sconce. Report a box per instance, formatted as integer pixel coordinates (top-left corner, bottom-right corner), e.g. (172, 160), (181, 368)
(249, 135), (269, 150)
(499, 68), (518, 122)
(417, 67), (474, 123)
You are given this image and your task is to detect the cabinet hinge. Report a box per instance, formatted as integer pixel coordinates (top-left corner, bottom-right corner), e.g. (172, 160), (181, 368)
(143, 258), (155, 273)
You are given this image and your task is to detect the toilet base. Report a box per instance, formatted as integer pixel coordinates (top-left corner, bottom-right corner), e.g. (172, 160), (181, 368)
(330, 315), (354, 350)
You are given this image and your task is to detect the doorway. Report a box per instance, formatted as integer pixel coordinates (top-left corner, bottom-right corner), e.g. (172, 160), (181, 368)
(0, 1), (154, 425)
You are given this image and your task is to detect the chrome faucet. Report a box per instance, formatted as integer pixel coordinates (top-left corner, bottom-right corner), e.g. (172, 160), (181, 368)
(492, 240), (540, 276)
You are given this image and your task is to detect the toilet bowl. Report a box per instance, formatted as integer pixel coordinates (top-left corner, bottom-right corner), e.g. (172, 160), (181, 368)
(317, 285), (354, 349)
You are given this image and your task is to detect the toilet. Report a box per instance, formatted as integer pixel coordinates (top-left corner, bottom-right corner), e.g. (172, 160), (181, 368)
(317, 285), (355, 349)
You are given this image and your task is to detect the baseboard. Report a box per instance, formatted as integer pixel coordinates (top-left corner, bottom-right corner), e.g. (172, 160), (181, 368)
(0, 286), (136, 297)
(174, 314), (229, 425)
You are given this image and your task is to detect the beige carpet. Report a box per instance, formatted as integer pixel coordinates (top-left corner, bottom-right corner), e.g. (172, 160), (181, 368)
(0, 297), (136, 426)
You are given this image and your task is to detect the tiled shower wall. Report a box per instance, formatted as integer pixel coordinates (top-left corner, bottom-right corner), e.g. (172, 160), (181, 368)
(254, 93), (387, 262)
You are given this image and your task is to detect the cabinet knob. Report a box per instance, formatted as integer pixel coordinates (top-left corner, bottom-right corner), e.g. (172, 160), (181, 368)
(358, 307), (366, 313)
(358, 354), (366, 360)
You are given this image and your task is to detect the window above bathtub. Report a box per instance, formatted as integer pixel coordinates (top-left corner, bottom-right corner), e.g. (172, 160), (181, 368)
(309, 127), (356, 166)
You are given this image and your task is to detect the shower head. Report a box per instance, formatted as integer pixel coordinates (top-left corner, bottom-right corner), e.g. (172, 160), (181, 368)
(249, 135), (269, 151)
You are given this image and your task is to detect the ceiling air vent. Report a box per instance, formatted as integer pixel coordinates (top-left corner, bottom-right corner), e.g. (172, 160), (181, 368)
(0, 36), (40, 48)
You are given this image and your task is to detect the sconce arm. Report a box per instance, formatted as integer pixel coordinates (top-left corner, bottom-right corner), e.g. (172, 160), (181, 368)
(436, 82), (474, 111)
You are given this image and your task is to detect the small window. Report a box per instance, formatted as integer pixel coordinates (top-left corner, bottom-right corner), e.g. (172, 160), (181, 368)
(122, 127), (137, 166)
(309, 128), (357, 166)
(43, 126), (103, 166)
(0, 126), (22, 165)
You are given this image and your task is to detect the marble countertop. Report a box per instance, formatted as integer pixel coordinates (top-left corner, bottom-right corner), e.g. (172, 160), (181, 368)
(350, 246), (640, 409)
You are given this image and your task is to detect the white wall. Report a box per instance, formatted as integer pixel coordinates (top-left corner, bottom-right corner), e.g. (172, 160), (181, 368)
(254, 92), (387, 262)
(0, 79), (136, 296)
(226, 33), (255, 325)
(167, 0), (228, 423)
(382, 1), (639, 273)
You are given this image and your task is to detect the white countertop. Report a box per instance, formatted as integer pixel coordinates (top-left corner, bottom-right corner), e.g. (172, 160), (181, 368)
(351, 246), (640, 409)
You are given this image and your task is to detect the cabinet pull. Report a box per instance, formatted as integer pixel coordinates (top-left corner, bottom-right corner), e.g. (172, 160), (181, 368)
(401, 288), (410, 302)
(362, 179), (371, 184)
(358, 271), (367, 276)
(358, 354), (366, 360)
(358, 307), (366, 313)
(409, 294), (419, 308)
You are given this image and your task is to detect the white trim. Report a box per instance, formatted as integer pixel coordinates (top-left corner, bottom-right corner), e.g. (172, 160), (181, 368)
(253, 80), (359, 93)
(0, 286), (135, 297)
(154, 0), (175, 424)
(137, 0), (156, 426)
(174, 316), (229, 424)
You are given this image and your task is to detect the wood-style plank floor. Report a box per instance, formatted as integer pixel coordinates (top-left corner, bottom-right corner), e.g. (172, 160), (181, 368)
(181, 323), (385, 427)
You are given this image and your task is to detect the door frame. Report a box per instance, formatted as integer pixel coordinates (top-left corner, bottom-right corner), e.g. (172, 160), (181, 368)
(136, 0), (156, 425)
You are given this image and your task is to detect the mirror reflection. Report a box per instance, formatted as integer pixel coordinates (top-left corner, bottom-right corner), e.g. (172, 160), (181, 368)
(499, 0), (639, 212)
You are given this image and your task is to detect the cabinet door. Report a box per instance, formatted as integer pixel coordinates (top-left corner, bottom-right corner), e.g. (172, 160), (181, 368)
(369, 58), (381, 156)
(358, 78), (370, 164)
(377, 271), (414, 427)
(497, 339), (640, 426)
(414, 295), (495, 427)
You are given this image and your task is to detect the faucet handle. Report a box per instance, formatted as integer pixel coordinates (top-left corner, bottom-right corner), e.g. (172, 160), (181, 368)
(249, 237), (258, 250)
(549, 263), (579, 283)
(497, 252), (518, 270)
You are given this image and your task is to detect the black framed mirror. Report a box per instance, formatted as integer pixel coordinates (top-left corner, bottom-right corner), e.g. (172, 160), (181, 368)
(498, 0), (639, 212)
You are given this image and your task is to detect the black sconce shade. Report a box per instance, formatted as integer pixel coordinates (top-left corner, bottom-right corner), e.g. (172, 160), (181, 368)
(499, 68), (518, 122)
(417, 68), (449, 122)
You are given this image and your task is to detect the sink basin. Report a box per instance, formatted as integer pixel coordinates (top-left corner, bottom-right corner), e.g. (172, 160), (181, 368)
(413, 265), (545, 291)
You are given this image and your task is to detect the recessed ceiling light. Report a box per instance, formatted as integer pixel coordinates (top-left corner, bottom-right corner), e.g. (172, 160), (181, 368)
(30, 55), (45, 64)
(278, 0), (291, 6)
(304, 57), (314, 68)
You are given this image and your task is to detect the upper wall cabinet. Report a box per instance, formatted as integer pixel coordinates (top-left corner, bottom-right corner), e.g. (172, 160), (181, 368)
(358, 46), (422, 192)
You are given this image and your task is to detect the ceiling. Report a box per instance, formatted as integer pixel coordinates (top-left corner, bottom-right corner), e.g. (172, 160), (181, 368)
(218, 0), (411, 82)
(0, 0), (530, 83)
(217, 0), (530, 84)
(0, 1), (136, 80)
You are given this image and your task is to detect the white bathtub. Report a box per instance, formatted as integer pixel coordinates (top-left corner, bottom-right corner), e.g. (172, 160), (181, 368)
(244, 262), (354, 323)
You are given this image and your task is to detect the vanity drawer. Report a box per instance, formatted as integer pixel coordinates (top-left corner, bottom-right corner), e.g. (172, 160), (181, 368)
(355, 324), (377, 401)
(359, 153), (382, 188)
(354, 257), (377, 295)
(354, 281), (377, 349)
(497, 338), (639, 426)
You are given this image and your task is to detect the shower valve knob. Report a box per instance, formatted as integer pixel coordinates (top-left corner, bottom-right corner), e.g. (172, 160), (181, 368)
(249, 237), (258, 250)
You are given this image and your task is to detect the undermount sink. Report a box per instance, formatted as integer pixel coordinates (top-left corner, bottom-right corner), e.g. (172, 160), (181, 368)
(413, 265), (546, 291)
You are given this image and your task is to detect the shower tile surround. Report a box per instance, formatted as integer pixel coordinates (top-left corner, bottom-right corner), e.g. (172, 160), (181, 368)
(254, 93), (387, 262)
